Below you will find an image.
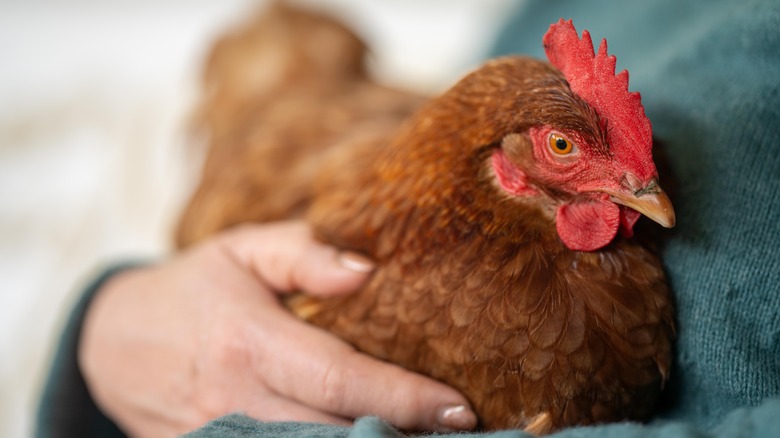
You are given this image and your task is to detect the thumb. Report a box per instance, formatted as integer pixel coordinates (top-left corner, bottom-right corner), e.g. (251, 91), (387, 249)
(220, 221), (375, 297)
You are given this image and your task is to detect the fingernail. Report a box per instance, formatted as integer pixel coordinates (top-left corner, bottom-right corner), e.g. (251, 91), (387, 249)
(436, 404), (478, 431)
(337, 251), (375, 273)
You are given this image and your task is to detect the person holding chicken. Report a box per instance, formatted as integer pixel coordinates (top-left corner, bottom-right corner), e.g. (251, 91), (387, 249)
(38, 0), (779, 437)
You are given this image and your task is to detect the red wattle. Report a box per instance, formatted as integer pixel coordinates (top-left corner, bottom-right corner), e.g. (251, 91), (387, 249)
(556, 198), (620, 251)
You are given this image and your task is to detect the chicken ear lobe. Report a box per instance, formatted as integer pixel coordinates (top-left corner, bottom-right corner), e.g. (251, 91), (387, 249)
(556, 197), (620, 251)
(491, 150), (537, 196)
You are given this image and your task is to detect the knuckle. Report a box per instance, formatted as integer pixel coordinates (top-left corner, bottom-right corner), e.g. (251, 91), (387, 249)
(380, 369), (434, 429)
(208, 323), (252, 372)
(193, 323), (257, 415)
(319, 359), (348, 413)
(396, 392), (426, 428)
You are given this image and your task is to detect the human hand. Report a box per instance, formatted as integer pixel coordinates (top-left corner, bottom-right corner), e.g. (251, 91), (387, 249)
(78, 221), (477, 437)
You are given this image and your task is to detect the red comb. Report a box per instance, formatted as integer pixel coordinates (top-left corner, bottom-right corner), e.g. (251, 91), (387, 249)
(543, 19), (654, 178)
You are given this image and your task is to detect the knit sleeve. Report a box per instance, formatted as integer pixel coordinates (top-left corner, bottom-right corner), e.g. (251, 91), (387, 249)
(35, 263), (144, 438)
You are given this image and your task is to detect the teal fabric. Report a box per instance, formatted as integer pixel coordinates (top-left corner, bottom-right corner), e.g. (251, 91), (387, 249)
(36, 264), (136, 438)
(37, 0), (780, 437)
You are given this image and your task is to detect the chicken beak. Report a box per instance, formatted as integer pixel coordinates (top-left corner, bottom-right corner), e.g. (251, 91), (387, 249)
(604, 179), (676, 228)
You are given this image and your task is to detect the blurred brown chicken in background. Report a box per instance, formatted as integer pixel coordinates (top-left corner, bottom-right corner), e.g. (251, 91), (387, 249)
(177, 3), (675, 434)
(176, 3), (424, 240)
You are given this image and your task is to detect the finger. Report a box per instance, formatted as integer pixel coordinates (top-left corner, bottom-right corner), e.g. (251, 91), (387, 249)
(261, 314), (477, 432)
(318, 350), (477, 432)
(244, 392), (352, 427)
(221, 221), (374, 297)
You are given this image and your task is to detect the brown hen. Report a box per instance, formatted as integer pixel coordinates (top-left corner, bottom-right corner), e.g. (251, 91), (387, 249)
(177, 4), (675, 434)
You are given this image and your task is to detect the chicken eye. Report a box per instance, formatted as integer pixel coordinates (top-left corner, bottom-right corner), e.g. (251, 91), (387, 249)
(549, 133), (574, 155)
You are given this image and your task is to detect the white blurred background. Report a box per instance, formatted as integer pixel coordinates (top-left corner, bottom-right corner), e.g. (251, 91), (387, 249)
(0, 0), (518, 436)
